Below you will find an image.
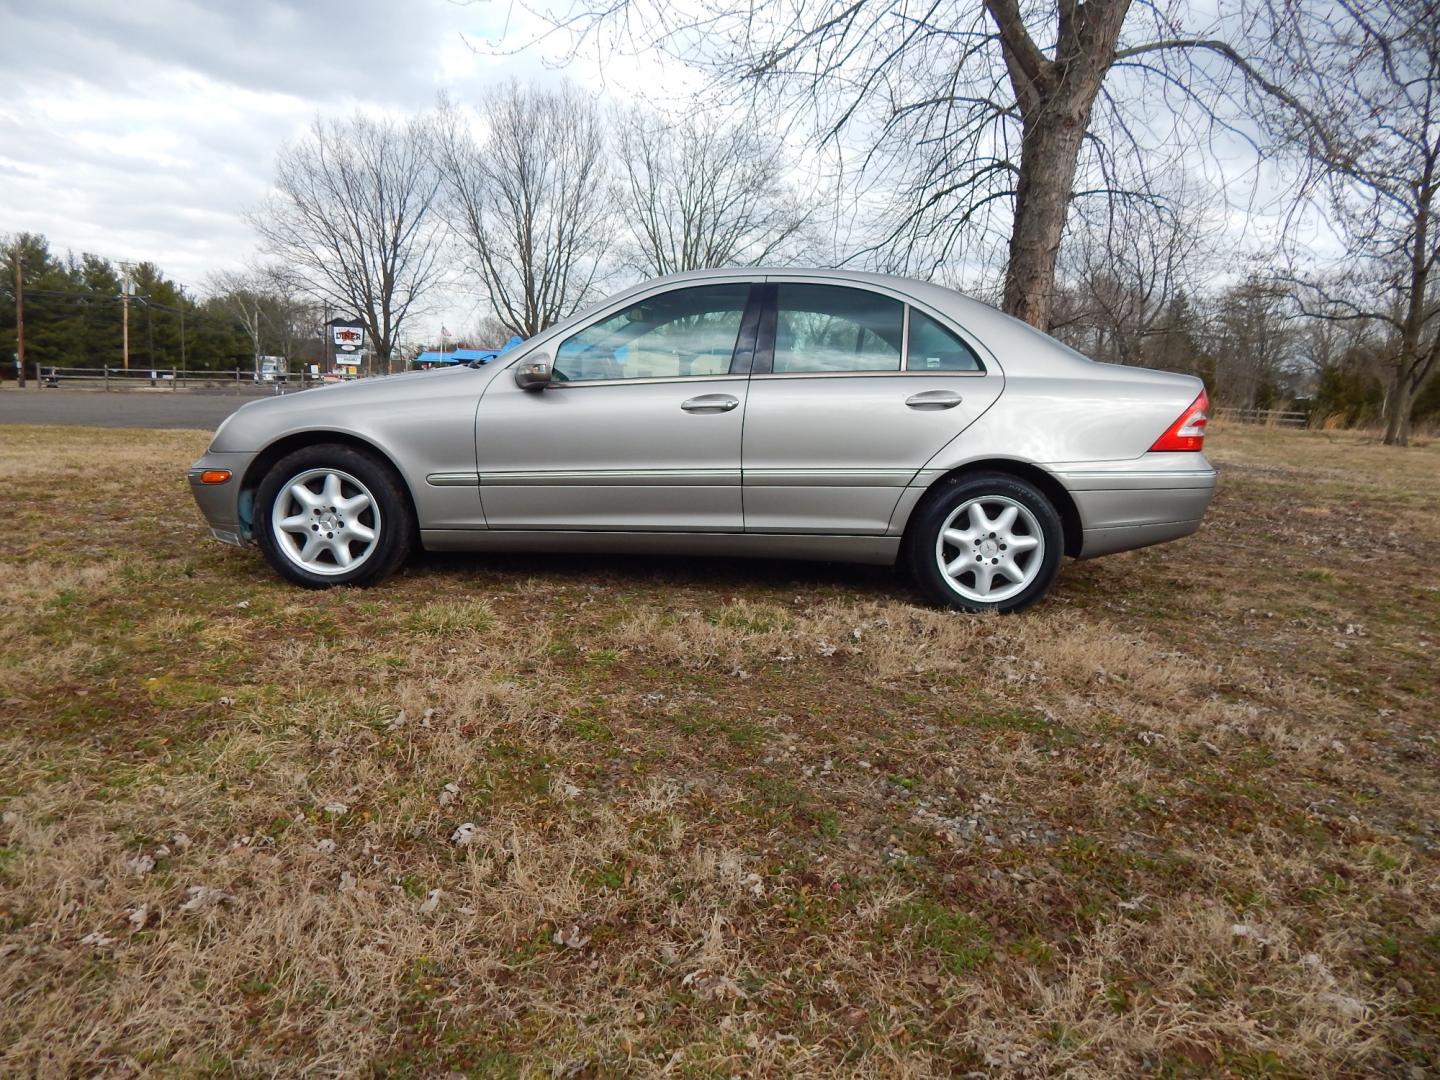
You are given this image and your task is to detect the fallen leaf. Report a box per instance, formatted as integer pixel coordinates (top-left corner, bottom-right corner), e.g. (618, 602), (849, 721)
(126, 854), (155, 876)
(179, 885), (238, 914)
(553, 924), (591, 950)
(450, 822), (478, 846)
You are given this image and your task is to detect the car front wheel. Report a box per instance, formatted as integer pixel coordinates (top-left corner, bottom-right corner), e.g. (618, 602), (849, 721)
(255, 444), (413, 588)
(905, 472), (1063, 612)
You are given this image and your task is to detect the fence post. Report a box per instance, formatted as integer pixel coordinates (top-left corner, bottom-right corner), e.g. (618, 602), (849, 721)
(104, 366), (110, 391)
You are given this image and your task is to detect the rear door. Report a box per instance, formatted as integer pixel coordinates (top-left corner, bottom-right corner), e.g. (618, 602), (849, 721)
(741, 280), (1004, 534)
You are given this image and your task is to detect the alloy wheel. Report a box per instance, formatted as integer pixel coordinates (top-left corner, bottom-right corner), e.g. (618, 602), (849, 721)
(934, 495), (1045, 604)
(270, 468), (382, 576)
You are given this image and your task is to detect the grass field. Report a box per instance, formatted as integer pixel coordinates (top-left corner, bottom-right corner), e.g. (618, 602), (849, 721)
(1, 422), (1437, 1078)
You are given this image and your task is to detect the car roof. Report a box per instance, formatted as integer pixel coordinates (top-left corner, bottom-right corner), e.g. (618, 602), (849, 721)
(616, 267), (1084, 372)
(525, 267), (1101, 379)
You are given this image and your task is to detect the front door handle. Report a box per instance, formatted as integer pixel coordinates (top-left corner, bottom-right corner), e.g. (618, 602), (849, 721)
(681, 394), (740, 413)
(905, 389), (963, 410)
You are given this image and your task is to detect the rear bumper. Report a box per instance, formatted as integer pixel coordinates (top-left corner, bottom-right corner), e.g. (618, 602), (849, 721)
(1048, 455), (1216, 559)
(187, 451), (257, 545)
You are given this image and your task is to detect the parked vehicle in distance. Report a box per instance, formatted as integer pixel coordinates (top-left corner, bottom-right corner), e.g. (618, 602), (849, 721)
(188, 269), (1215, 611)
(254, 356), (288, 383)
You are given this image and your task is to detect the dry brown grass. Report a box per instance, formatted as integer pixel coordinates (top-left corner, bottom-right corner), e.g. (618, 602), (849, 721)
(1, 421), (1437, 1078)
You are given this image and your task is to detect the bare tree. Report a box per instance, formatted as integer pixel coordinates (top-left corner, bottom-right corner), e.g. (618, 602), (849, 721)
(1210, 275), (1297, 410)
(435, 82), (611, 338)
(468, 314), (513, 347)
(539, 1), (1305, 331)
(208, 267), (323, 378)
(255, 265), (323, 374)
(249, 112), (443, 369)
(207, 270), (266, 376)
(1052, 175), (1218, 365)
(1258, 0), (1440, 445)
(614, 107), (813, 275)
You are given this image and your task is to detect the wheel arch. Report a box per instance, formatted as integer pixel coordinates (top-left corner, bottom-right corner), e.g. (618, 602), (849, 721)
(900, 459), (1083, 559)
(238, 430), (419, 541)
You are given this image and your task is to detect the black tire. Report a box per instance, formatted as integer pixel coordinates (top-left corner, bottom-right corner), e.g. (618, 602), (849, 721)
(254, 443), (414, 588)
(904, 471), (1063, 613)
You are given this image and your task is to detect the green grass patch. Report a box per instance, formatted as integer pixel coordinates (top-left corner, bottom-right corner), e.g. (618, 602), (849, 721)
(890, 901), (993, 974)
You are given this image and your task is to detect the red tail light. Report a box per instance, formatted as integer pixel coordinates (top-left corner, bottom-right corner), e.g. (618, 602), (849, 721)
(1150, 389), (1209, 452)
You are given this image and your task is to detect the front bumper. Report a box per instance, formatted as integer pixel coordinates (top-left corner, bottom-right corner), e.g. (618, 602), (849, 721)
(187, 451), (258, 546)
(1048, 455), (1217, 559)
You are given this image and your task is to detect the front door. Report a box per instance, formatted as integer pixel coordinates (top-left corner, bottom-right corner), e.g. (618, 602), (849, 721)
(474, 281), (760, 531)
(741, 281), (1004, 534)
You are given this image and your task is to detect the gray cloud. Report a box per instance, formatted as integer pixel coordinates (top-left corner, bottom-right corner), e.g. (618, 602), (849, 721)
(0, 0), (683, 337)
(0, 0), (466, 107)
(0, 0), (523, 293)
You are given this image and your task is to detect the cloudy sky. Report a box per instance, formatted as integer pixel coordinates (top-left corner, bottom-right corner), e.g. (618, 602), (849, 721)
(0, 0), (682, 335)
(0, 0), (1329, 344)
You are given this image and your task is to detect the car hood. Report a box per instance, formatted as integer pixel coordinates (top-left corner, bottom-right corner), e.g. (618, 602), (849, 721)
(312, 366), (478, 398)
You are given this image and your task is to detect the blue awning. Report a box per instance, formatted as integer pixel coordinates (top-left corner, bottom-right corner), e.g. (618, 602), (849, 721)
(415, 348), (499, 365)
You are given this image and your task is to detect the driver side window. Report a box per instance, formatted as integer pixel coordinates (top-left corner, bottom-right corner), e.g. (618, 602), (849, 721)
(554, 283), (751, 382)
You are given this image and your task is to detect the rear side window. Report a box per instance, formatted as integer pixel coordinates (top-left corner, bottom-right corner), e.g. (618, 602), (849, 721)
(772, 284), (904, 373)
(907, 309), (984, 372)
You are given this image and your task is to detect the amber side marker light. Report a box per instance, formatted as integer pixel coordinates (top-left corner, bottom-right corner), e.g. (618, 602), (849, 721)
(199, 470), (232, 485)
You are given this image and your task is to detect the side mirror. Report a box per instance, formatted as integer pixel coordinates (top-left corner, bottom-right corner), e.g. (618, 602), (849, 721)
(513, 355), (553, 391)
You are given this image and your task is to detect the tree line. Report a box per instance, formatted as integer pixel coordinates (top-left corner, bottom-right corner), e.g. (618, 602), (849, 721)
(0, 236), (334, 376)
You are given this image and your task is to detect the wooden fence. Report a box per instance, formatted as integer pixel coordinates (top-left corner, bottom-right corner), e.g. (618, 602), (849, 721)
(17, 367), (326, 392)
(1212, 407), (1309, 428)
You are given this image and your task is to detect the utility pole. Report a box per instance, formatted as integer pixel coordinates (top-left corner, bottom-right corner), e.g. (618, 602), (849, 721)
(120, 263), (131, 370)
(144, 295), (155, 369)
(13, 243), (25, 389)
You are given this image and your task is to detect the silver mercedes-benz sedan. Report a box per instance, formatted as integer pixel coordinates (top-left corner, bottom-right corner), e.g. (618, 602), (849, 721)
(188, 269), (1215, 612)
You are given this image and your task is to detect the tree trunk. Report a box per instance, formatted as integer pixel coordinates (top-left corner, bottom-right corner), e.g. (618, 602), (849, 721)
(986, 0), (1129, 330)
(1004, 112), (1089, 329)
(1382, 368), (1412, 447)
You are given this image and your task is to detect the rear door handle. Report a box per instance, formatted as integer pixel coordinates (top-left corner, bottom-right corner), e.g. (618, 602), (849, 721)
(905, 389), (963, 410)
(681, 394), (740, 413)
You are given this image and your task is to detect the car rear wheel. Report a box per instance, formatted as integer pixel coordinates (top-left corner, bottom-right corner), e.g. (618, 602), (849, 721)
(905, 472), (1063, 612)
(255, 444), (413, 588)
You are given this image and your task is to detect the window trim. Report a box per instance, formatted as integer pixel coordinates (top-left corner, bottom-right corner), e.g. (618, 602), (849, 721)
(756, 281), (906, 376)
(750, 283), (778, 375)
(550, 282), (761, 387)
(750, 284), (991, 378)
(548, 372), (743, 390)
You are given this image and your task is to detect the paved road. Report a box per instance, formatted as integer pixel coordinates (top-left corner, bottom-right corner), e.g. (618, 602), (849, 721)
(0, 388), (281, 430)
